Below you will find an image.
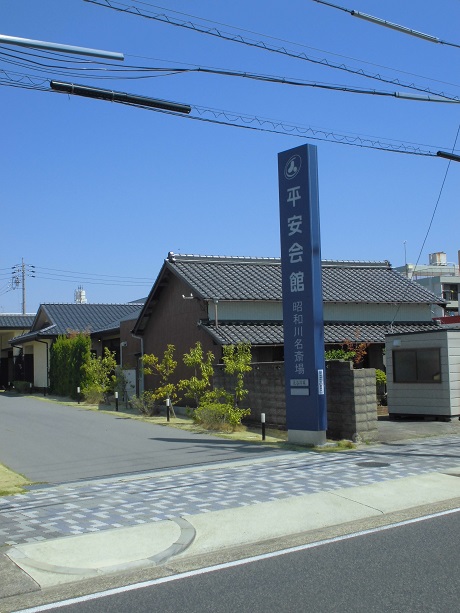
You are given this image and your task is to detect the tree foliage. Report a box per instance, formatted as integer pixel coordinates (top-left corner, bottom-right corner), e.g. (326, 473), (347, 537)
(178, 341), (215, 405)
(49, 332), (91, 398)
(81, 347), (117, 403)
(193, 343), (252, 431)
(142, 344), (178, 405)
(221, 342), (252, 407)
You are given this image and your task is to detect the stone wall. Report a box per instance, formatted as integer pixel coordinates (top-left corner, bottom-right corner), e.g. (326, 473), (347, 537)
(213, 360), (378, 441)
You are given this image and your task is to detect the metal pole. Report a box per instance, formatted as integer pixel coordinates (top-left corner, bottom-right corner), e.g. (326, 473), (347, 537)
(166, 397), (171, 422)
(77, 386), (80, 404)
(261, 413), (266, 441)
(0, 34), (124, 60)
(115, 391), (119, 412)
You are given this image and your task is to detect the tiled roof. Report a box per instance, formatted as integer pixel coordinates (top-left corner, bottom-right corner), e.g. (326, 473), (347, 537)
(166, 253), (442, 304)
(200, 321), (442, 345)
(0, 314), (35, 330)
(11, 303), (143, 344)
(38, 304), (144, 335)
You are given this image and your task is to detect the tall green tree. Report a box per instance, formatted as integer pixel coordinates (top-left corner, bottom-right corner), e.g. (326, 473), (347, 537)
(49, 332), (91, 397)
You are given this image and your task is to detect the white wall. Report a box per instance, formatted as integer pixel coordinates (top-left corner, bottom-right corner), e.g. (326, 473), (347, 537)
(33, 341), (49, 388)
(385, 330), (460, 416)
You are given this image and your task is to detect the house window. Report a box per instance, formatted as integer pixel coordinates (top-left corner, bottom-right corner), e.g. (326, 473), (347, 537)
(442, 284), (459, 301)
(393, 349), (441, 383)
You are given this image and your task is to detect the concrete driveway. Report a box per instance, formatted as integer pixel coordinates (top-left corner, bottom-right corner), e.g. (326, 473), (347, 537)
(0, 394), (280, 484)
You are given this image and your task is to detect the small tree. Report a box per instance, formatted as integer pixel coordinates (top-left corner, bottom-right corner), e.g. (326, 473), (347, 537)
(221, 342), (252, 408)
(179, 342), (215, 406)
(142, 344), (178, 406)
(194, 343), (252, 431)
(81, 348), (117, 404)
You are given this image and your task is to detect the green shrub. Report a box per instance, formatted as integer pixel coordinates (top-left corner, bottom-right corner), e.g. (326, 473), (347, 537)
(325, 348), (355, 361)
(194, 400), (250, 431)
(13, 380), (31, 394)
(130, 391), (162, 416)
(375, 369), (387, 386)
(81, 383), (105, 405)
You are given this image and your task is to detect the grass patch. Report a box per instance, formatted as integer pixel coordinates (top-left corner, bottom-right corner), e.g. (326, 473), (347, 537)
(0, 463), (33, 496)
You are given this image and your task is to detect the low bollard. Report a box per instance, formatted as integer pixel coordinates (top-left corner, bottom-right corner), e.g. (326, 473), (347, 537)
(77, 386), (80, 404)
(115, 391), (119, 412)
(166, 397), (171, 422)
(261, 413), (266, 441)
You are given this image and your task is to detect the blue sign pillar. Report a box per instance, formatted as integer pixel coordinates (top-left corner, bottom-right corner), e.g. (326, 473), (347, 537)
(278, 144), (327, 446)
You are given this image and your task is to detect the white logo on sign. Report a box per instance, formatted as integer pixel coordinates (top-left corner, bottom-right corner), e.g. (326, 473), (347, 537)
(284, 154), (301, 180)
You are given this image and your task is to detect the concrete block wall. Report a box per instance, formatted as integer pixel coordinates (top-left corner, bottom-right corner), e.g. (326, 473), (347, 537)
(326, 360), (378, 442)
(213, 362), (286, 427)
(213, 360), (378, 441)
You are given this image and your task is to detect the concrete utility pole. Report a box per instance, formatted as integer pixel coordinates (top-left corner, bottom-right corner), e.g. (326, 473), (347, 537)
(12, 259), (35, 315)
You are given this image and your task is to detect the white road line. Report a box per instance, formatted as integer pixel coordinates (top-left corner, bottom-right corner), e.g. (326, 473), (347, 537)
(13, 506), (460, 613)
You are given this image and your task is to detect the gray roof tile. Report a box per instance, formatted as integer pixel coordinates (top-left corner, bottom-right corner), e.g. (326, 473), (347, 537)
(201, 321), (441, 345)
(37, 303), (144, 335)
(0, 314), (35, 330)
(11, 303), (143, 344)
(167, 254), (442, 304)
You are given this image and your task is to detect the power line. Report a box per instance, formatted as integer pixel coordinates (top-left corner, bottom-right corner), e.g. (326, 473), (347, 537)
(1, 66), (454, 156)
(83, 0), (460, 102)
(390, 123), (460, 326)
(33, 265), (152, 281)
(126, 101), (443, 156)
(126, 0), (460, 89)
(2, 51), (459, 104)
(312, 1), (460, 49)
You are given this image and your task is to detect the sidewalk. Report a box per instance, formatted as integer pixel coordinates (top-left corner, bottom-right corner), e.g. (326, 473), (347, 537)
(2, 425), (460, 606)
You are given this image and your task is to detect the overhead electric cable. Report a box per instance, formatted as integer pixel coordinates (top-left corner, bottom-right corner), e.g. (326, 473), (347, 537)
(83, 0), (460, 102)
(129, 0), (460, 77)
(33, 265), (152, 280)
(312, 0), (460, 49)
(119, 99), (441, 156)
(1, 71), (450, 155)
(3, 62), (458, 104)
(3, 37), (460, 100)
(389, 123), (460, 327)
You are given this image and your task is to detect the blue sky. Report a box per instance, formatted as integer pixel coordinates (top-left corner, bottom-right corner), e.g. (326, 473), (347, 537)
(2, 0), (460, 313)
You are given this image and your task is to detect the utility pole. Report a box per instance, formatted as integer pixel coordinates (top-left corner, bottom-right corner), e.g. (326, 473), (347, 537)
(12, 259), (35, 314)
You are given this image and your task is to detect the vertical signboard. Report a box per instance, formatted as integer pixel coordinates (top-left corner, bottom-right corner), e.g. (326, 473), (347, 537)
(278, 144), (327, 445)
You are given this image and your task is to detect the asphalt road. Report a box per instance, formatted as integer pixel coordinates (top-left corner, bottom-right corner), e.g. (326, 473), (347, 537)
(0, 395), (279, 483)
(29, 510), (460, 613)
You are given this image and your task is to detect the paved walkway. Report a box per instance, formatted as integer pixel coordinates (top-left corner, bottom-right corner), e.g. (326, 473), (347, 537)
(2, 435), (460, 547)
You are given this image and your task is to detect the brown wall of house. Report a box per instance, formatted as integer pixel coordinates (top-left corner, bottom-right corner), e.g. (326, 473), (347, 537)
(120, 319), (142, 368)
(141, 274), (221, 392)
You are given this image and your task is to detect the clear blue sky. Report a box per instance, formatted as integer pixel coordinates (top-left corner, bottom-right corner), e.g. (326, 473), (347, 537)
(2, 0), (460, 313)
